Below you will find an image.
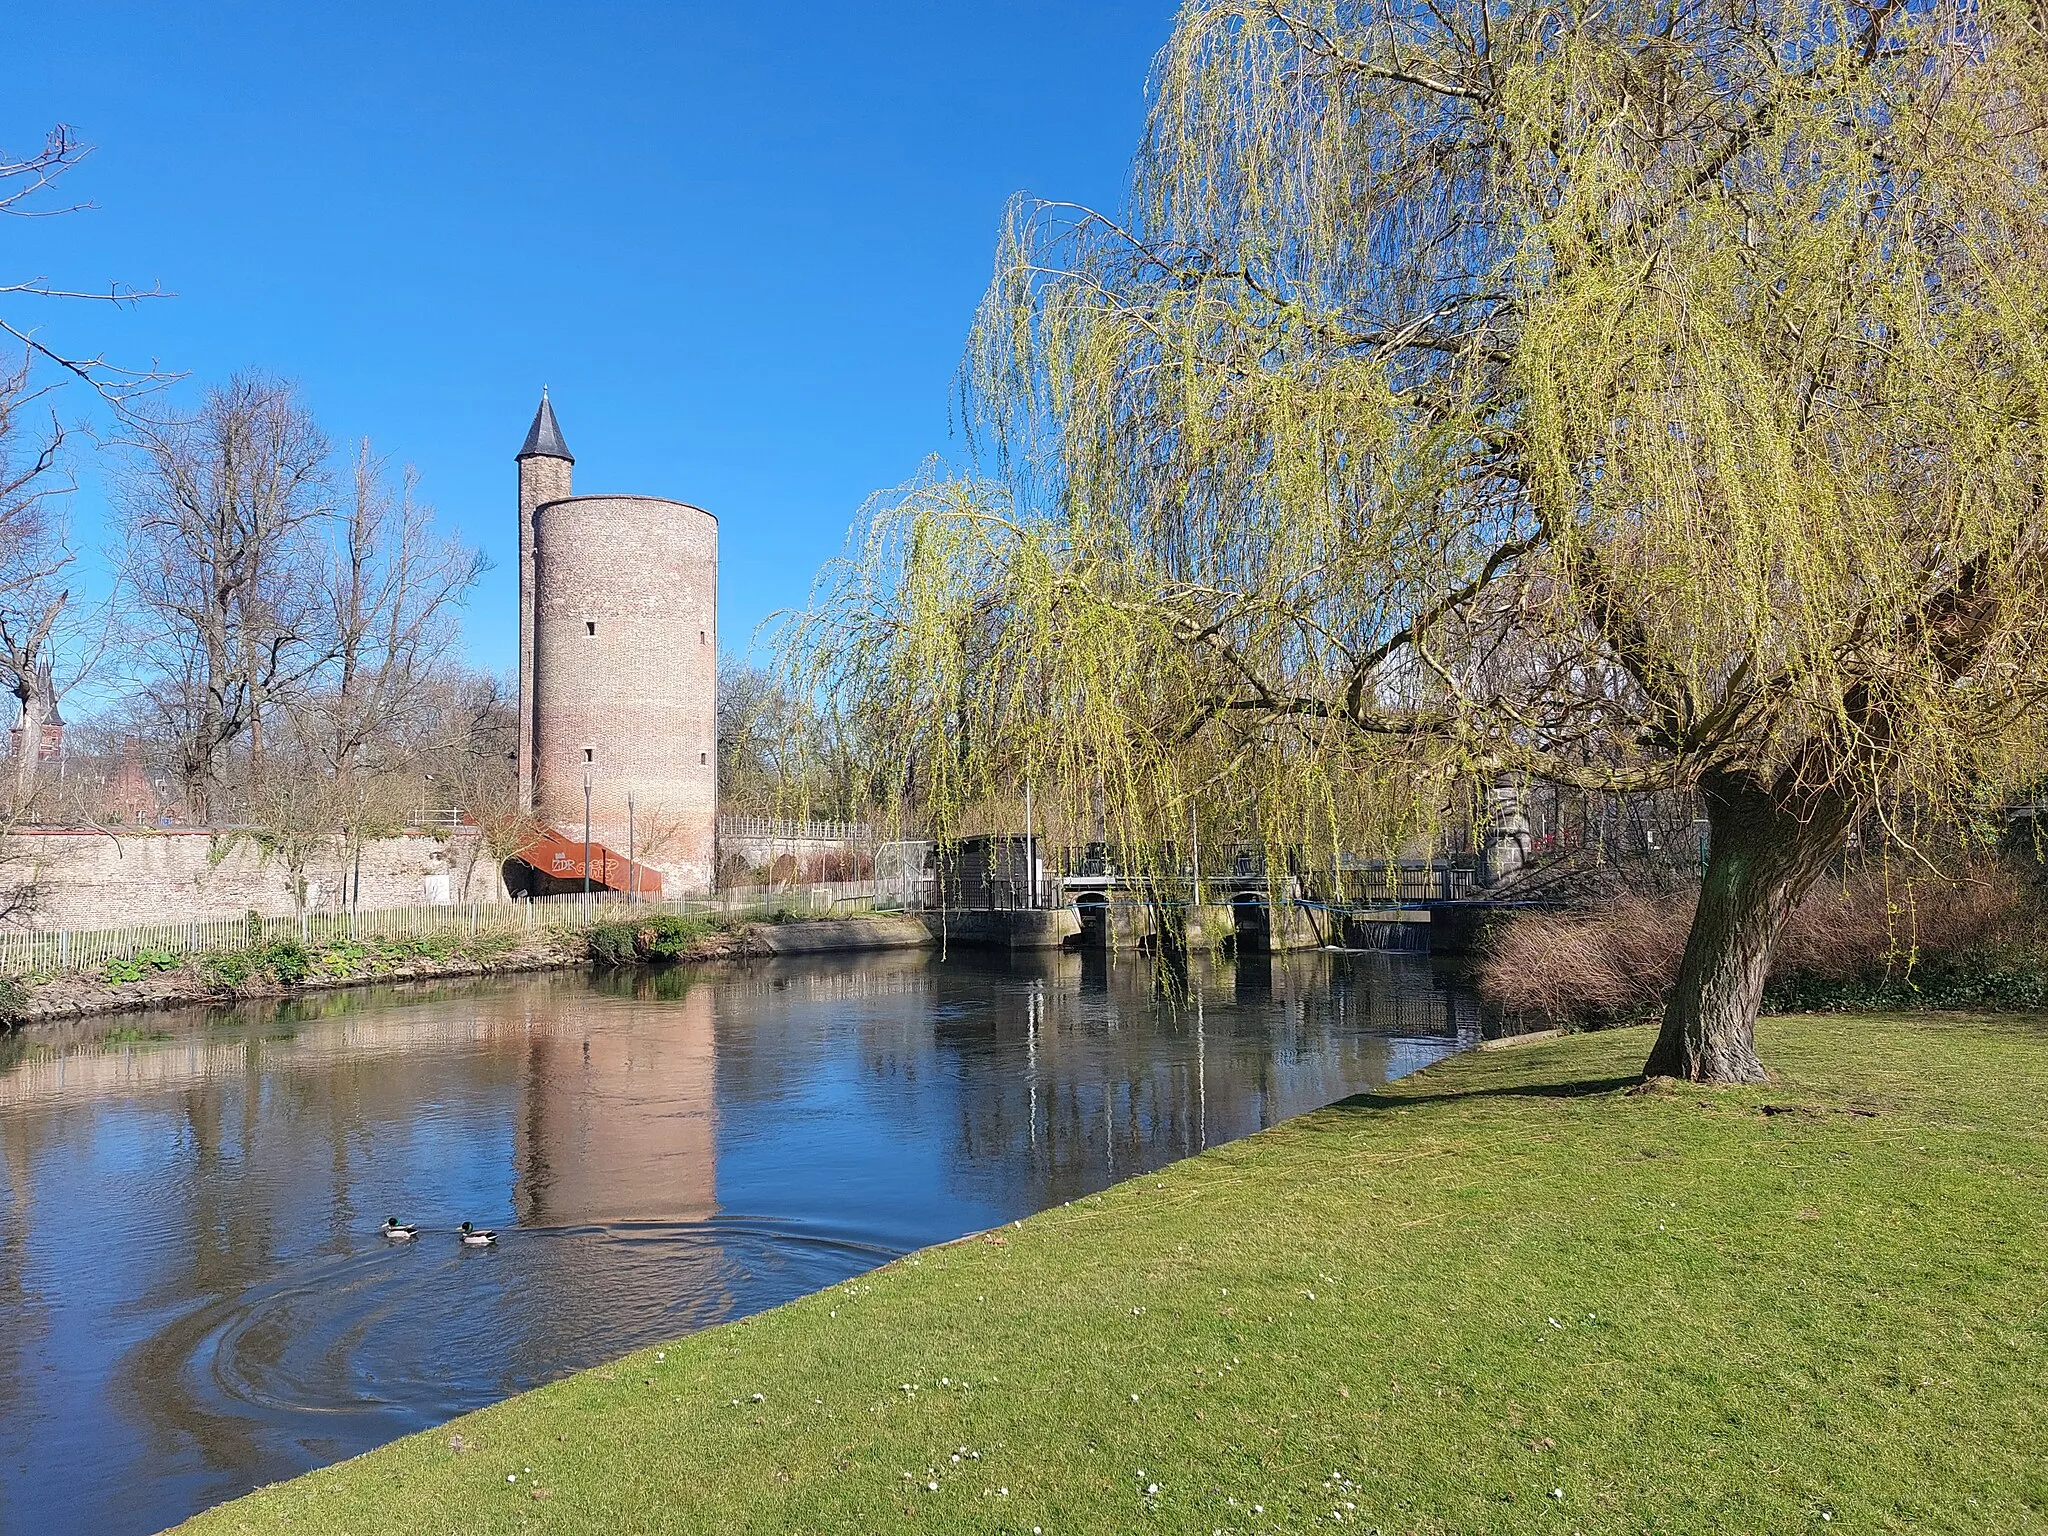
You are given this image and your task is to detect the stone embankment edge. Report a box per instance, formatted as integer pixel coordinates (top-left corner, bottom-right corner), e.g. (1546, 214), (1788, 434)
(4, 916), (939, 1031)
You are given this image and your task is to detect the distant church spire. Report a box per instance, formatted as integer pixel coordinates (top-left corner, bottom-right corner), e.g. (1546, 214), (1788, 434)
(517, 388), (574, 463)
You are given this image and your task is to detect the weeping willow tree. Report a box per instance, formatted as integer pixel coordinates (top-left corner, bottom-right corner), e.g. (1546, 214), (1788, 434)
(788, 0), (2048, 1083)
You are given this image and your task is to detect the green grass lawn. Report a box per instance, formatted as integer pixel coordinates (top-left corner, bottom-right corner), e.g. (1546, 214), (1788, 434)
(181, 1015), (2048, 1534)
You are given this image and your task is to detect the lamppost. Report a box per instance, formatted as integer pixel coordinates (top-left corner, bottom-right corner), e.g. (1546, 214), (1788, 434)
(627, 791), (637, 906)
(582, 768), (593, 922)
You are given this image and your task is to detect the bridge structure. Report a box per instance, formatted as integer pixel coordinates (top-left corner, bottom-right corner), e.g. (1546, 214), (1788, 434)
(1056, 840), (1583, 957)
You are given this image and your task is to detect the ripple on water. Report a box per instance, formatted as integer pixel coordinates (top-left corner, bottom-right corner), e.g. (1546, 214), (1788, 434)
(184, 1219), (900, 1429)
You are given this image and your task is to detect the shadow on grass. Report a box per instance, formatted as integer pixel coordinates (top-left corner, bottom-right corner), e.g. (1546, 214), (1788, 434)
(1333, 1074), (1644, 1113)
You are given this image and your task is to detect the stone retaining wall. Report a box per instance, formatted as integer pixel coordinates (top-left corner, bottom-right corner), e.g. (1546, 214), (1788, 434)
(4, 828), (506, 930)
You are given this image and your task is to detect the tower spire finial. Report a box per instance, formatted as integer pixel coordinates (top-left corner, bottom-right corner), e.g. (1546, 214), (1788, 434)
(517, 389), (573, 463)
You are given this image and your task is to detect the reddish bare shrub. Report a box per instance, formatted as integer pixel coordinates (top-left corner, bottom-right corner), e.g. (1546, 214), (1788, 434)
(1476, 890), (1693, 1025)
(1478, 865), (2042, 1025)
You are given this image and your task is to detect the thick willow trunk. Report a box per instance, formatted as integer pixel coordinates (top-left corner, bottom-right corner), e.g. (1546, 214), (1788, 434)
(1644, 771), (1855, 1084)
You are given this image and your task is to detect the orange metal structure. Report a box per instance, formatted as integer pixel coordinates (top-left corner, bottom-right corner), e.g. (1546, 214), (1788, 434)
(515, 827), (665, 898)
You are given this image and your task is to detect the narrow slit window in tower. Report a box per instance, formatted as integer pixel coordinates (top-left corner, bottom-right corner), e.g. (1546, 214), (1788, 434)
(699, 751), (708, 765)
(586, 620), (597, 637)
(583, 747), (594, 763)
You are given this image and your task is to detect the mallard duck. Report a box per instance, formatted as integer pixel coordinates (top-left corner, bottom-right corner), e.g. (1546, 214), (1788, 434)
(458, 1221), (498, 1246)
(380, 1217), (418, 1242)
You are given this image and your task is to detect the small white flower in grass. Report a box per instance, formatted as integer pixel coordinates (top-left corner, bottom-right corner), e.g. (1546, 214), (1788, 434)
(1821, 1515), (1832, 1524)
(1552, 1488), (1564, 1500)
(507, 1475), (517, 1484)
(1307, 1291), (1315, 1300)
(654, 1352), (666, 1361)
(941, 1377), (950, 1385)
(999, 1486), (1008, 1495)
(1253, 1504), (1264, 1514)
(951, 1455), (960, 1463)
(1147, 1483), (1160, 1495)
(751, 1393), (764, 1402)
(1130, 1394), (1140, 1402)
(926, 1480), (939, 1492)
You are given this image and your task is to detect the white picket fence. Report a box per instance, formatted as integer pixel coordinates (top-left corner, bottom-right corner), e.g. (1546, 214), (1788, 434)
(0, 881), (887, 977)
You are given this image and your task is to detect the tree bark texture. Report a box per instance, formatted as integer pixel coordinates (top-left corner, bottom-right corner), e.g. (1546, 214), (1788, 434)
(1644, 769), (1856, 1084)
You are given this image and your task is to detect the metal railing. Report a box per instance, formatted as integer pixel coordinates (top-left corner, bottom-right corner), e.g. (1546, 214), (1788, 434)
(717, 815), (871, 845)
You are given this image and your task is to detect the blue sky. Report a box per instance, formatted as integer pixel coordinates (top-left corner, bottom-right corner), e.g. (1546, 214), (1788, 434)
(7, 3), (1171, 693)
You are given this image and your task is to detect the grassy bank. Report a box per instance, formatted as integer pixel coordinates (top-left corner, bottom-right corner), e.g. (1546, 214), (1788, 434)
(3, 914), (787, 1027)
(181, 1014), (2048, 1534)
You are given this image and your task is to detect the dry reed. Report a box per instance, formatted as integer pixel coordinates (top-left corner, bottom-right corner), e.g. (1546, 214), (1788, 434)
(1477, 866), (2047, 1025)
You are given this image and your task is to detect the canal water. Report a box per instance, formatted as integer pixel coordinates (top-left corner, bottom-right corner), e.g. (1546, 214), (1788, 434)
(0, 948), (1483, 1536)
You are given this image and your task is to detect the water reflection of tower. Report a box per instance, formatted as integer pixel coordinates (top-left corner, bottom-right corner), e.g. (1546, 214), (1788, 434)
(512, 979), (718, 1226)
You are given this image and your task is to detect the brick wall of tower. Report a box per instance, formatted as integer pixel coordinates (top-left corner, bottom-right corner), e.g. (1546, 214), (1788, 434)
(531, 494), (718, 892)
(517, 454), (573, 813)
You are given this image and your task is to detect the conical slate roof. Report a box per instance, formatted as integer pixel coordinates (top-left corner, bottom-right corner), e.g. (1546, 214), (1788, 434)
(517, 389), (574, 463)
(39, 660), (60, 725)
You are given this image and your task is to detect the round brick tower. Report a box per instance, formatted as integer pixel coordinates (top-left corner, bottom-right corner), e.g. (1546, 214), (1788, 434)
(516, 393), (718, 894)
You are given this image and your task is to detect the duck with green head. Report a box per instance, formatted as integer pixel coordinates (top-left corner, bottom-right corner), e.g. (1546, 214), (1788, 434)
(458, 1221), (498, 1246)
(380, 1217), (418, 1241)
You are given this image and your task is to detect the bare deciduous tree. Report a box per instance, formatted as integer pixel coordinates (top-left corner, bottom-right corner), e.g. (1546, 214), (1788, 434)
(288, 441), (486, 776)
(1, 123), (164, 405)
(0, 357), (72, 810)
(118, 373), (332, 818)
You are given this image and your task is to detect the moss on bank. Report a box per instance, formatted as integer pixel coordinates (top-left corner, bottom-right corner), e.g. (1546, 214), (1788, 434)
(180, 1014), (2048, 1534)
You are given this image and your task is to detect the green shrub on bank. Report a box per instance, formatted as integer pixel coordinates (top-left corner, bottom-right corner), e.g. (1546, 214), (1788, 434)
(260, 939), (313, 984)
(1767, 954), (2048, 1014)
(193, 931), (523, 992)
(102, 948), (182, 985)
(199, 950), (255, 989)
(197, 940), (310, 989)
(585, 914), (719, 965)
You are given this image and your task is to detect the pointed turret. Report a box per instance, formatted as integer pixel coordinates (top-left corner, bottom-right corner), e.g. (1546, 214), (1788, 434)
(518, 388), (574, 463)
(516, 390), (574, 811)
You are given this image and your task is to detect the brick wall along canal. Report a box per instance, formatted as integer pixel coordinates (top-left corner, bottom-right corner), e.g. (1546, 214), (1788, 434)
(0, 949), (1483, 1536)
